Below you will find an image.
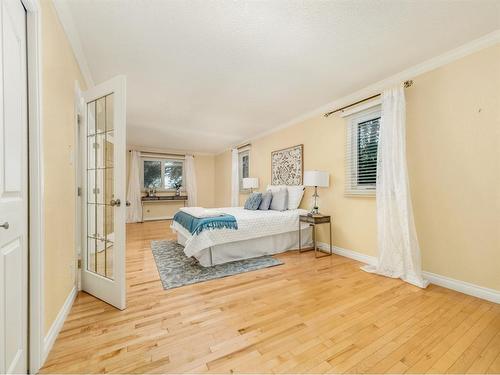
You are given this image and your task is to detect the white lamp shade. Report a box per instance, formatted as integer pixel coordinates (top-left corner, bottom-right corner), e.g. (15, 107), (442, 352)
(303, 170), (329, 187)
(243, 177), (259, 189)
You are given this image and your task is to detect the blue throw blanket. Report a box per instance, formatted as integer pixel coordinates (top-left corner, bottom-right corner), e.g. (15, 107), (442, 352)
(173, 211), (238, 235)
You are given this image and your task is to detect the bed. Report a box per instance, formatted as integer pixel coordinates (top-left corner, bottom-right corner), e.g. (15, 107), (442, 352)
(171, 207), (313, 266)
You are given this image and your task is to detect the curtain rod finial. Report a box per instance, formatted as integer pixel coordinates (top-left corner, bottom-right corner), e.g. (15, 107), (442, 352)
(404, 80), (413, 88)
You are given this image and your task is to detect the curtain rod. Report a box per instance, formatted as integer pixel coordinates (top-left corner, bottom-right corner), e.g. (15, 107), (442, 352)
(128, 150), (192, 158)
(323, 80), (414, 118)
(236, 143), (251, 150)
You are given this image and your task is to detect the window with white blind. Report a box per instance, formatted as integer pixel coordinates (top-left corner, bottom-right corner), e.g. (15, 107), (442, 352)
(345, 106), (381, 196)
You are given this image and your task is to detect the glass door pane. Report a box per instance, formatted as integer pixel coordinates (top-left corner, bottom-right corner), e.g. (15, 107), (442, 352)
(86, 93), (115, 279)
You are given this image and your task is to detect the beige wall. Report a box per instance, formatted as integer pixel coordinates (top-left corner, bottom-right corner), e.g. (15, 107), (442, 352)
(194, 154), (216, 208)
(142, 201), (185, 221)
(406, 45), (499, 290)
(41, 0), (86, 334)
(214, 150), (232, 207)
(214, 45), (500, 291)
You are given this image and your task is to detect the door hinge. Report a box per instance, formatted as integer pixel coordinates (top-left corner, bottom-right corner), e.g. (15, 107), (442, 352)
(77, 187), (82, 196)
(77, 113), (81, 125)
(77, 259), (82, 269)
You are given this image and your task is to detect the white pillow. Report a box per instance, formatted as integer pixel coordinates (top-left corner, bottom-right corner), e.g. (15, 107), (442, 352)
(266, 185), (305, 210)
(287, 185), (305, 209)
(266, 184), (285, 192)
(269, 188), (288, 211)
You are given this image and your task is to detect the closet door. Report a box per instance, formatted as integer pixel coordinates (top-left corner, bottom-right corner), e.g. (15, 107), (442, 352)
(0, 0), (28, 372)
(82, 76), (127, 310)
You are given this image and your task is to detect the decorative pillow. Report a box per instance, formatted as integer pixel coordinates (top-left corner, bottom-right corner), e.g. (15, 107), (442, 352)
(266, 184), (285, 192)
(258, 191), (273, 210)
(244, 192), (262, 210)
(267, 185), (304, 209)
(270, 188), (288, 211)
(287, 185), (305, 210)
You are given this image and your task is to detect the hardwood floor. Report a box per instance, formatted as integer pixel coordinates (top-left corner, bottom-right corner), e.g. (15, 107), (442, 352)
(41, 220), (500, 374)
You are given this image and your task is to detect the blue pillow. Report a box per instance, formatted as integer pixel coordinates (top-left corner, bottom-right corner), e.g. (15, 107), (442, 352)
(258, 191), (273, 210)
(244, 192), (262, 210)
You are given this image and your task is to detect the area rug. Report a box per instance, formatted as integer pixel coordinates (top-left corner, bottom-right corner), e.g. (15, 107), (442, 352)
(150, 240), (284, 289)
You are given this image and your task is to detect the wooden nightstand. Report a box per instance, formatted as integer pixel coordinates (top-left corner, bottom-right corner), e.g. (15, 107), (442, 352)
(298, 215), (332, 258)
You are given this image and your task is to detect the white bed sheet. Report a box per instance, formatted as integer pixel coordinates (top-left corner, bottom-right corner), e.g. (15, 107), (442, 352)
(171, 207), (310, 259)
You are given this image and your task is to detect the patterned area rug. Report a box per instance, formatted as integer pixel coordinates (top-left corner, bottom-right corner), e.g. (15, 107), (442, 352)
(151, 240), (284, 289)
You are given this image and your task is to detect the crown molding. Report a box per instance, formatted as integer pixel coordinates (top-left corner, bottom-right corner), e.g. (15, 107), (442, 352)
(52, 0), (94, 88)
(226, 29), (500, 152)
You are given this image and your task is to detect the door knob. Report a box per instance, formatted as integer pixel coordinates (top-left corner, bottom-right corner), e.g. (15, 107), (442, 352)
(110, 199), (121, 207)
(0, 222), (9, 230)
(126, 201), (131, 207)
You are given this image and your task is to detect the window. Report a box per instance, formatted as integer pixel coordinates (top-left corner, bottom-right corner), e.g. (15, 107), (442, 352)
(142, 158), (184, 191)
(238, 150), (249, 191)
(345, 107), (380, 196)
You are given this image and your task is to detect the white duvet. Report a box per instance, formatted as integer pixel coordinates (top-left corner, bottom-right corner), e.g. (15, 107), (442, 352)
(171, 207), (309, 257)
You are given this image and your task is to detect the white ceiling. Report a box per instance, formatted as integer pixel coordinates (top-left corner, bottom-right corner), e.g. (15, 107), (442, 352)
(61, 0), (499, 153)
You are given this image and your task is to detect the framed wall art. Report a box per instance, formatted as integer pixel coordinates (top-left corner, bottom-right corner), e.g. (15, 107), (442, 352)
(271, 144), (303, 185)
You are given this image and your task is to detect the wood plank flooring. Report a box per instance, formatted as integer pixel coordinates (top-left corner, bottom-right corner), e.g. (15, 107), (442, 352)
(41, 220), (500, 374)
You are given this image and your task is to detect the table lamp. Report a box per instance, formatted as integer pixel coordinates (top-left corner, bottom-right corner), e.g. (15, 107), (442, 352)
(303, 170), (329, 215)
(242, 177), (259, 193)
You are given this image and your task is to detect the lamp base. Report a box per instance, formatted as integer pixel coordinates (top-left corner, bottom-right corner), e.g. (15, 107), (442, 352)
(307, 208), (322, 217)
(308, 186), (320, 216)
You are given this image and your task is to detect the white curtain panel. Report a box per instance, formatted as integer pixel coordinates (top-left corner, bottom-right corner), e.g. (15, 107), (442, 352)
(185, 155), (198, 207)
(126, 150), (142, 223)
(362, 86), (428, 288)
(231, 149), (239, 207)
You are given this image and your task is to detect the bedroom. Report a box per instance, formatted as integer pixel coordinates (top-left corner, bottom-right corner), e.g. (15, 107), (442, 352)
(1, 0), (498, 374)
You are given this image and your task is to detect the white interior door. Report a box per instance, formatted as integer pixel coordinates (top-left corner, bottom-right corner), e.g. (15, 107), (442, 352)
(82, 76), (126, 310)
(0, 0), (28, 373)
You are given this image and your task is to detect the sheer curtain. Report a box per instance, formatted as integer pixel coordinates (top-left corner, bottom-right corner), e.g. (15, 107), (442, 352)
(126, 150), (142, 223)
(231, 149), (239, 207)
(362, 86), (428, 288)
(185, 155), (197, 207)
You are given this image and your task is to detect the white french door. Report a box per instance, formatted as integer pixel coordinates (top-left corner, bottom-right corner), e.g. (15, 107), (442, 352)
(0, 0), (28, 373)
(82, 76), (127, 310)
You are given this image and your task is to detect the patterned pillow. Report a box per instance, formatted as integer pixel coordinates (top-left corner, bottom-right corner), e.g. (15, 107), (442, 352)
(258, 191), (273, 210)
(244, 192), (262, 210)
(270, 188), (288, 211)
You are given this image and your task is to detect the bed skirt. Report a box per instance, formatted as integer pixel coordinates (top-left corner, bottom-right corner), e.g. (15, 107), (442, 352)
(177, 227), (313, 267)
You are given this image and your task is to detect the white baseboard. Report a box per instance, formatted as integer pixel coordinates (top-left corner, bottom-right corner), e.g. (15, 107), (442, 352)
(317, 242), (500, 304)
(421, 271), (500, 304)
(42, 286), (77, 364)
(319, 243), (378, 266)
(143, 216), (173, 221)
